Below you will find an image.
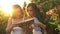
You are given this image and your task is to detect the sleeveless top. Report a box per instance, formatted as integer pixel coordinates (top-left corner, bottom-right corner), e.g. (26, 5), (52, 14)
(11, 19), (24, 34)
(12, 18), (34, 34)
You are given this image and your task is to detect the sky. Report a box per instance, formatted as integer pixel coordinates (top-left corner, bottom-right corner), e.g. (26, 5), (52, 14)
(0, 0), (30, 15)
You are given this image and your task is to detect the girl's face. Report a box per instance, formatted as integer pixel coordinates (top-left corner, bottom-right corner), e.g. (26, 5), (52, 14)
(13, 7), (23, 18)
(27, 6), (34, 17)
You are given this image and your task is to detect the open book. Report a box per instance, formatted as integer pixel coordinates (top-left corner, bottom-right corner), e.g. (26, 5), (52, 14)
(18, 18), (34, 27)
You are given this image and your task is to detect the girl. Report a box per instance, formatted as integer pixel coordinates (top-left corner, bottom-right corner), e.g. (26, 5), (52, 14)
(27, 3), (46, 34)
(6, 5), (24, 34)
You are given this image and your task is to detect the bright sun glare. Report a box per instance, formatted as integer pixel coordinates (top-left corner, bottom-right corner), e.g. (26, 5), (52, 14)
(0, 0), (30, 16)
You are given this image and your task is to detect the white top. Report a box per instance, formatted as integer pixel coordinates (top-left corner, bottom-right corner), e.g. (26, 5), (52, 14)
(11, 18), (34, 34)
(11, 19), (24, 34)
(11, 26), (24, 34)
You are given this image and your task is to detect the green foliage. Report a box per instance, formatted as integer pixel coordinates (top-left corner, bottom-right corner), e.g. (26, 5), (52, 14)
(0, 11), (8, 34)
(31, 0), (60, 12)
(31, 0), (60, 34)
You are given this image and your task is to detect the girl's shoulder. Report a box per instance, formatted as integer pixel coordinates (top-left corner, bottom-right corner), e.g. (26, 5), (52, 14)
(34, 17), (37, 19)
(34, 17), (39, 21)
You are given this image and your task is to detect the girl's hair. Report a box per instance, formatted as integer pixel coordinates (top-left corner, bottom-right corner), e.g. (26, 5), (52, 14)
(27, 3), (43, 22)
(12, 4), (23, 18)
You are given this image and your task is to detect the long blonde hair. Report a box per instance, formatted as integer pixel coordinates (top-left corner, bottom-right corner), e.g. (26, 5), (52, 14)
(12, 4), (24, 18)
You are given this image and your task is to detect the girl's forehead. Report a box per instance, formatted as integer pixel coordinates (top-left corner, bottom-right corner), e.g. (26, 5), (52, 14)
(28, 7), (34, 10)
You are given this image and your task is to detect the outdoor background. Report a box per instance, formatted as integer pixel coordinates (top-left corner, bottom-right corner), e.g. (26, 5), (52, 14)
(0, 0), (60, 34)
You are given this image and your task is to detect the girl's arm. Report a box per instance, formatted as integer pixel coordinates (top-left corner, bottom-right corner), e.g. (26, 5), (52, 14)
(6, 18), (15, 34)
(34, 17), (46, 30)
(34, 22), (46, 30)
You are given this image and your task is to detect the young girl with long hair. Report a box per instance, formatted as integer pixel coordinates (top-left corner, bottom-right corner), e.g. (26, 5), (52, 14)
(6, 5), (24, 34)
(27, 3), (46, 34)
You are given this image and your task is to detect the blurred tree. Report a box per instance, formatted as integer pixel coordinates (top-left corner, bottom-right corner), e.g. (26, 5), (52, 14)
(30, 0), (60, 34)
(0, 11), (8, 34)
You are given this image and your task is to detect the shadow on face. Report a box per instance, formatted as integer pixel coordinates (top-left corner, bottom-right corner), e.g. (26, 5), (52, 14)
(27, 6), (34, 16)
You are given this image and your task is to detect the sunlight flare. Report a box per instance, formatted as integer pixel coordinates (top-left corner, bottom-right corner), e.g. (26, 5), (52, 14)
(0, 0), (31, 16)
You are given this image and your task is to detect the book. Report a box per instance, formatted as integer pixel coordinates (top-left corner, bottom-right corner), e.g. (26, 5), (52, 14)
(18, 18), (34, 27)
